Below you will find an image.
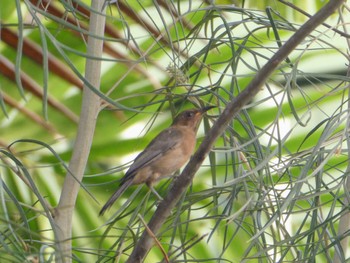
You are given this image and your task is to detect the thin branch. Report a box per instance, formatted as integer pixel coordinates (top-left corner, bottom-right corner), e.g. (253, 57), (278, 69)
(333, 6), (350, 263)
(278, 0), (350, 38)
(126, 0), (346, 262)
(138, 214), (169, 263)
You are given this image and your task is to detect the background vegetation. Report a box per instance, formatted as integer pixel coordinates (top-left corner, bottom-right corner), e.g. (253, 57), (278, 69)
(0, 0), (349, 262)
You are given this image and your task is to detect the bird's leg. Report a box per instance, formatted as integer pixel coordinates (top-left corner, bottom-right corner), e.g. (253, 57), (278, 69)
(149, 185), (163, 201)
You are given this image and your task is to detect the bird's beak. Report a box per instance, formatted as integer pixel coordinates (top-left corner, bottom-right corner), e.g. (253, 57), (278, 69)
(200, 105), (216, 113)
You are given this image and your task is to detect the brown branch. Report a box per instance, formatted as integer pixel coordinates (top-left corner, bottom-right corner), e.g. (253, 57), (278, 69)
(1, 27), (83, 89)
(1, 91), (58, 134)
(138, 214), (169, 263)
(126, 0), (346, 262)
(0, 55), (79, 123)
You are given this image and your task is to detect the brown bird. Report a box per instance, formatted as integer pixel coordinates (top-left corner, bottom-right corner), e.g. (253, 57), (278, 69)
(99, 106), (214, 215)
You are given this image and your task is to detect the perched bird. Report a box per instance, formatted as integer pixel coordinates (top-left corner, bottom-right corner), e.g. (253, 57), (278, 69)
(99, 106), (214, 215)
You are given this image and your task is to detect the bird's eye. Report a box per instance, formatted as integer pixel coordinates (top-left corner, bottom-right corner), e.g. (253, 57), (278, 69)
(186, 112), (194, 118)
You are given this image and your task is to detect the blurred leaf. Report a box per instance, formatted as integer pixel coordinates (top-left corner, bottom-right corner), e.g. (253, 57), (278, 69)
(0, 0), (349, 262)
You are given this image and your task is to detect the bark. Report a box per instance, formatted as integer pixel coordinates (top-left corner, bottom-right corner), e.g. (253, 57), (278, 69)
(53, 1), (106, 262)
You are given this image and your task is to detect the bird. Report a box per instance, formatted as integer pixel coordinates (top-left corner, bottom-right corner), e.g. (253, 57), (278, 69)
(99, 106), (214, 215)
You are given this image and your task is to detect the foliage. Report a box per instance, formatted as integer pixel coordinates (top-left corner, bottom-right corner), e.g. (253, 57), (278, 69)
(0, 0), (349, 262)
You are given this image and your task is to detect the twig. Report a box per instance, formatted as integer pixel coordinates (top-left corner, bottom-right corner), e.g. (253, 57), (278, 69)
(138, 214), (169, 263)
(278, 0), (350, 38)
(333, 6), (350, 263)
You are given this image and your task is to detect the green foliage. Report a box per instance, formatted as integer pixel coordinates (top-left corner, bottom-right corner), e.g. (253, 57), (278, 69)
(0, 0), (349, 262)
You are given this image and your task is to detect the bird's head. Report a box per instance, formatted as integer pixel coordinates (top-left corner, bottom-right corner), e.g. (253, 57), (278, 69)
(172, 106), (215, 132)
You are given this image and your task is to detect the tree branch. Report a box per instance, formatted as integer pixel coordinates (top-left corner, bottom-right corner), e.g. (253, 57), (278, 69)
(53, 1), (106, 262)
(126, 0), (346, 262)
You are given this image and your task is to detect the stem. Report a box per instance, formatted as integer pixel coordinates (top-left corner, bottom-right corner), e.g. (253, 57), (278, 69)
(53, 1), (106, 262)
(333, 10), (350, 262)
(126, 0), (345, 262)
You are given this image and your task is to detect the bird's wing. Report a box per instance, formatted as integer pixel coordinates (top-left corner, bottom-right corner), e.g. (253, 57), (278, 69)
(120, 127), (183, 183)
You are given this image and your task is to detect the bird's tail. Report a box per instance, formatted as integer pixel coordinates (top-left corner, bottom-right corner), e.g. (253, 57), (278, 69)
(99, 180), (133, 216)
